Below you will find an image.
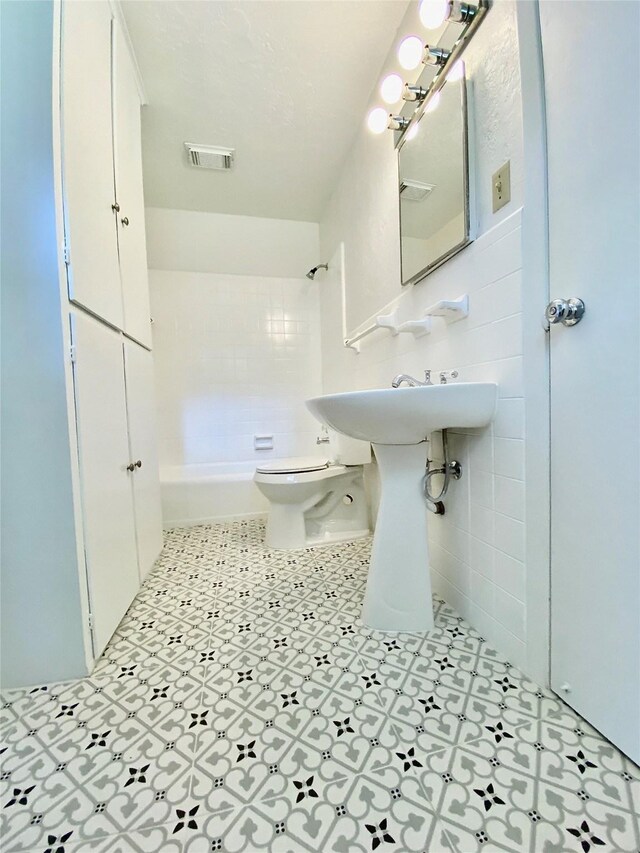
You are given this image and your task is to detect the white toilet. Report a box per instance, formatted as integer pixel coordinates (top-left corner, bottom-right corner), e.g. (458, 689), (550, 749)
(254, 430), (371, 550)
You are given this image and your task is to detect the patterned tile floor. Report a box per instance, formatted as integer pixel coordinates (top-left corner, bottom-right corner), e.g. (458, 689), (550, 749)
(1, 520), (639, 853)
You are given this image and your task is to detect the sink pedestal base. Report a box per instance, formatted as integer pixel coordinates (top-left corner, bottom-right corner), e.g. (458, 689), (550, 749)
(362, 442), (434, 632)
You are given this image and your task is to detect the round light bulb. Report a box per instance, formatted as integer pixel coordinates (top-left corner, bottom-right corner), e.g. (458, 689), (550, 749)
(446, 59), (465, 82)
(425, 91), (441, 113)
(367, 107), (389, 134)
(380, 73), (404, 105)
(398, 36), (424, 71)
(419, 0), (450, 29)
(406, 123), (419, 141)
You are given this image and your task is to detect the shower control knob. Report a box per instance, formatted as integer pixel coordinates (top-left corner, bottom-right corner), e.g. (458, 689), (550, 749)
(544, 297), (585, 327)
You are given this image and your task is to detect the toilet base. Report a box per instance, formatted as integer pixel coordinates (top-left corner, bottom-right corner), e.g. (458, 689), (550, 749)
(260, 468), (370, 550)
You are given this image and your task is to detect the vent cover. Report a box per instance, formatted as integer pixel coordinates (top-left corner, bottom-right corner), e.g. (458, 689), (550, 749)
(184, 143), (234, 170)
(400, 179), (435, 202)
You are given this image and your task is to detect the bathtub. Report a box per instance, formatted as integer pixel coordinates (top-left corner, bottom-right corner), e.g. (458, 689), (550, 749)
(160, 461), (269, 529)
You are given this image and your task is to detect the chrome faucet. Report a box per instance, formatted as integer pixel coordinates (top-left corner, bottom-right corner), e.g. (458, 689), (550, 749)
(391, 370), (433, 388)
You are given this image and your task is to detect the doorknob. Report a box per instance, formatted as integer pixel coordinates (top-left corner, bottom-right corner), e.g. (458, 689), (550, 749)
(544, 297), (585, 328)
(120, 216), (130, 227)
(134, 459), (142, 468)
(111, 202), (120, 213)
(126, 462), (135, 472)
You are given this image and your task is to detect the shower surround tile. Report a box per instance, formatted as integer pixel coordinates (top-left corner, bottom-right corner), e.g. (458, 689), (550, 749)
(1, 520), (638, 853)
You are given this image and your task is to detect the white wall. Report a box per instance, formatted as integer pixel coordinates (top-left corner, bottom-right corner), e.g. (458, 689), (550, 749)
(146, 206), (319, 280)
(150, 270), (323, 467)
(318, 0), (547, 675)
(0, 0), (87, 687)
(146, 208), (323, 469)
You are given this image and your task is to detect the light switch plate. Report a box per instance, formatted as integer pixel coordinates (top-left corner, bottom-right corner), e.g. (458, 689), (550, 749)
(492, 161), (511, 212)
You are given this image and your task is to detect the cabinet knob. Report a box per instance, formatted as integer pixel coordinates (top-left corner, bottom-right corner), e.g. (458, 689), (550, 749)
(111, 202), (120, 213)
(135, 459), (142, 468)
(121, 216), (130, 227)
(126, 462), (135, 472)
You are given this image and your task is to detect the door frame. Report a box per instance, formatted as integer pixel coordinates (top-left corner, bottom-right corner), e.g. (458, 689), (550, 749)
(515, 0), (552, 687)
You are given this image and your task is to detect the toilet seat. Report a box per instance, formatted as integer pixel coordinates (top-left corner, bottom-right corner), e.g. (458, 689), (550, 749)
(256, 456), (330, 475)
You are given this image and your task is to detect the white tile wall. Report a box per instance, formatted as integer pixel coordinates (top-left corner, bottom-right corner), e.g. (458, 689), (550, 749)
(320, 210), (528, 668)
(149, 270), (323, 468)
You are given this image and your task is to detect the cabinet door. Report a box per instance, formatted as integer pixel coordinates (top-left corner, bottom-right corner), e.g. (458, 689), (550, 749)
(113, 21), (152, 349)
(61, 2), (122, 329)
(124, 339), (163, 580)
(71, 311), (139, 657)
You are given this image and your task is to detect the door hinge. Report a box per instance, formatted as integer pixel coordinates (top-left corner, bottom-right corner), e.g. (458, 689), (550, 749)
(63, 240), (71, 265)
(69, 344), (77, 364)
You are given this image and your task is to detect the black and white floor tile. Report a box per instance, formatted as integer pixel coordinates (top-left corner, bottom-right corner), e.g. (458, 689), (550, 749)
(1, 519), (638, 852)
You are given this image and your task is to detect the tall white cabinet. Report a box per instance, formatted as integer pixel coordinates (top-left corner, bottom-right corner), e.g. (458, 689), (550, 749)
(1, 0), (161, 688)
(61, 0), (162, 661)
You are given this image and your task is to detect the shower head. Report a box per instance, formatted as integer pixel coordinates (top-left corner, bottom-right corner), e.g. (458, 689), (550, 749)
(306, 263), (328, 280)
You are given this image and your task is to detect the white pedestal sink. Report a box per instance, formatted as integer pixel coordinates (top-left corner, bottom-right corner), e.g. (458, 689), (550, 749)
(306, 383), (497, 632)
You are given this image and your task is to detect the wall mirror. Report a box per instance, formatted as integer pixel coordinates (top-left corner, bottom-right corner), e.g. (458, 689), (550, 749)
(398, 71), (471, 286)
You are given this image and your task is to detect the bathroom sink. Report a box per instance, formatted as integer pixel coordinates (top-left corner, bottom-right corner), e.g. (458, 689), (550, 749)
(306, 381), (498, 633)
(306, 383), (497, 445)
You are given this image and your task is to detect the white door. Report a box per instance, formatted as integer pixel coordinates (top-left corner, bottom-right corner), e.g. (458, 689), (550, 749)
(61, 2), (122, 329)
(71, 311), (139, 657)
(112, 21), (152, 349)
(541, 1), (640, 762)
(124, 339), (164, 581)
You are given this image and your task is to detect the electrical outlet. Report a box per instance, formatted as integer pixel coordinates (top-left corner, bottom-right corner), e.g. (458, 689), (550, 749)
(492, 161), (511, 212)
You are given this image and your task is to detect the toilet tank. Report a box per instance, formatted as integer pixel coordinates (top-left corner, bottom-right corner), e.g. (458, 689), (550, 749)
(329, 428), (371, 465)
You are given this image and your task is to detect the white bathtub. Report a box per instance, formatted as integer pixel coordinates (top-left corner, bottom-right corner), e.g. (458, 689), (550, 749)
(160, 461), (269, 529)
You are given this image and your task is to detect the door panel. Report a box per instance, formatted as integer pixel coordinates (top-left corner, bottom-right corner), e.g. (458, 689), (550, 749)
(113, 21), (152, 349)
(541, 0), (640, 762)
(61, 2), (122, 328)
(124, 339), (163, 580)
(71, 311), (139, 657)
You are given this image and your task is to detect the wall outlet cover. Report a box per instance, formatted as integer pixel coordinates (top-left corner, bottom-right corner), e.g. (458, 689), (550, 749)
(492, 161), (511, 212)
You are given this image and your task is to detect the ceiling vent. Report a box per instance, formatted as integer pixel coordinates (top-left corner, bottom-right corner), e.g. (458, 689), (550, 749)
(400, 179), (435, 202)
(184, 143), (234, 170)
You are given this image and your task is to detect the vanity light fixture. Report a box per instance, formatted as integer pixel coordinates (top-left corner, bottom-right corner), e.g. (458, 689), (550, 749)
(419, 0), (478, 29)
(369, 1), (488, 143)
(380, 73), (404, 104)
(403, 84), (428, 103)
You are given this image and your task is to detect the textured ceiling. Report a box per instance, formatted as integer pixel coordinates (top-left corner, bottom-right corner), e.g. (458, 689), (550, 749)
(121, 1), (407, 222)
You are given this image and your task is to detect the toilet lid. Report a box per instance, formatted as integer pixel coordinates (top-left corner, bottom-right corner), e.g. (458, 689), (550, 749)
(256, 456), (330, 474)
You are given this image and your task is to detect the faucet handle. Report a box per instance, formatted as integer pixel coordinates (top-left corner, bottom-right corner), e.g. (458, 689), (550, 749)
(424, 370), (433, 385)
(439, 370), (459, 384)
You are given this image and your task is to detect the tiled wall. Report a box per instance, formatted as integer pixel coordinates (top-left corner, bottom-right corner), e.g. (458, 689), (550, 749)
(320, 212), (526, 667)
(149, 270), (323, 468)
(318, 0), (531, 670)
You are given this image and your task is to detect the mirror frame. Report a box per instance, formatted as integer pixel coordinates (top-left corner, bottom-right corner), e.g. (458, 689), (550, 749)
(398, 75), (472, 287)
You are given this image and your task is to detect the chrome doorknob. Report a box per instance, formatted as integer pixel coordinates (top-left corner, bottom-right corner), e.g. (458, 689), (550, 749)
(544, 297), (585, 327)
